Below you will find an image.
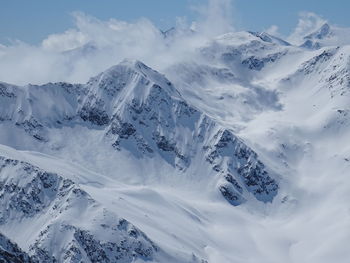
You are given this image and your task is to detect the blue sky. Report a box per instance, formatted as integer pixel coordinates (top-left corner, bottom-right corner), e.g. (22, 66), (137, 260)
(1, 0), (349, 44)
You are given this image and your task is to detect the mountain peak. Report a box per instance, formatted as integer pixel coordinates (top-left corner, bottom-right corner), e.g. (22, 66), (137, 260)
(119, 59), (149, 70)
(97, 60), (170, 86)
(160, 27), (176, 38)
(248, 31), (291, 46)
(91, 60), (180, 102)
(100, 59), (152, 78)
(81, 60), (182, 125)
(305, 23), (332, 40)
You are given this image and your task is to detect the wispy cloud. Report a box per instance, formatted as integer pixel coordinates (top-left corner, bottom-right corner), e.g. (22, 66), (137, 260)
(265, 25), (281, 37)
(287, 12), (327, 44)
(0, 0), (235, 85)
(2, 1), (342, 86)
(191, 0), (234, 36)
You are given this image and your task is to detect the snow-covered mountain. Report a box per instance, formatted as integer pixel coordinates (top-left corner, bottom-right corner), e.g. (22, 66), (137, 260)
(0, 59), (278, 203)
(1, 24), (350, 262)
(300, 23), (350, 49)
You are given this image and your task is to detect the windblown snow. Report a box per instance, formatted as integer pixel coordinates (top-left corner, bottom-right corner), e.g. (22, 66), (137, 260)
(0, 20), (350, 263)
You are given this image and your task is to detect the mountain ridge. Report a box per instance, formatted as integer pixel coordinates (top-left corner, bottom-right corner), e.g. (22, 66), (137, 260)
(1, 25), (350, 262)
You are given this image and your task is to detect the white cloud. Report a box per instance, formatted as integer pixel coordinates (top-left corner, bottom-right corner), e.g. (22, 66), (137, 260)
(287, 12), (327, 44)
(42, 29), (88, 52)
(42, 12), (163, 53)
(192, 0), (235, 36)
(0, 0), (235, 85)
(265, 25), (280, 37)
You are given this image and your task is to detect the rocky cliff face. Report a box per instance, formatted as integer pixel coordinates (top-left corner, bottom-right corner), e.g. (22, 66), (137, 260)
(0, 232), (36, 263)
(0, 60), (278, 206)
(0, 156), (158, 263)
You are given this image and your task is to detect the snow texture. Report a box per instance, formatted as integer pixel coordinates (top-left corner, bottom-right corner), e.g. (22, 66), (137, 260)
(0, 21), (350, 263)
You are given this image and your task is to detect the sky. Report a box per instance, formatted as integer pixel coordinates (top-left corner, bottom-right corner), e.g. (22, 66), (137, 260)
(1, 0), (350, 44)
(0, 0), (348, 86)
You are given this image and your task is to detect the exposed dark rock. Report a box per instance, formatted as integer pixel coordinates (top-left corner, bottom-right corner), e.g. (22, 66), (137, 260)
(15, 118), (47, 141)
(205, 129), (278, 204)
(219, 185), (244, 206)
(224, 174), (243, 193)
(0, 84), (16, 98)
(79, 106), (110, 126)
(0, 233), (37, 263)
(242, 52), (286, 71)
(0, 156), (160, 263)
(299, 49), (336, 75)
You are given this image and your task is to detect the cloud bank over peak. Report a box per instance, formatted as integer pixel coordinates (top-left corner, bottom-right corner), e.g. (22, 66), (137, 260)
(191, 0), (234, 36)
(0, 0), (348, 86)
(0, 0), (236, 85)
(287, 12), (328, 44)
(42, 12), (162, 53)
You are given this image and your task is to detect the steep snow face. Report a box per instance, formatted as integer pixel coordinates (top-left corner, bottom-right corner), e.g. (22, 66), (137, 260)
(0, 60), (278, 206)
(79, 59), (181, 124)
(305, 23), (333, 41)
(0, 58), (279, 262)
(290, 46), (350, 98)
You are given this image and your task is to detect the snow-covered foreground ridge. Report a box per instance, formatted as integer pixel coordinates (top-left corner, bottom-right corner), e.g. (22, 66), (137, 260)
(1, 22), (350, 262)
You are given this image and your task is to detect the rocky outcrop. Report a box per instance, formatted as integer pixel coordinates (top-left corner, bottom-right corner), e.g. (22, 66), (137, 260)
(0, 156), (159, 262)
(0, 60), (278, 206)
(0, 233), (36, 263)
(242, 51), (286, 71)
(204, 130), (278, 204)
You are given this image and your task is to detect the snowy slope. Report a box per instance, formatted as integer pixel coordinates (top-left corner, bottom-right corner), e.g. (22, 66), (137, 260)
(300, 23), (350, 49)
(1, 25), (350, 263)
(0, 58), (278, 262)
(0, 60), (278, 204)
